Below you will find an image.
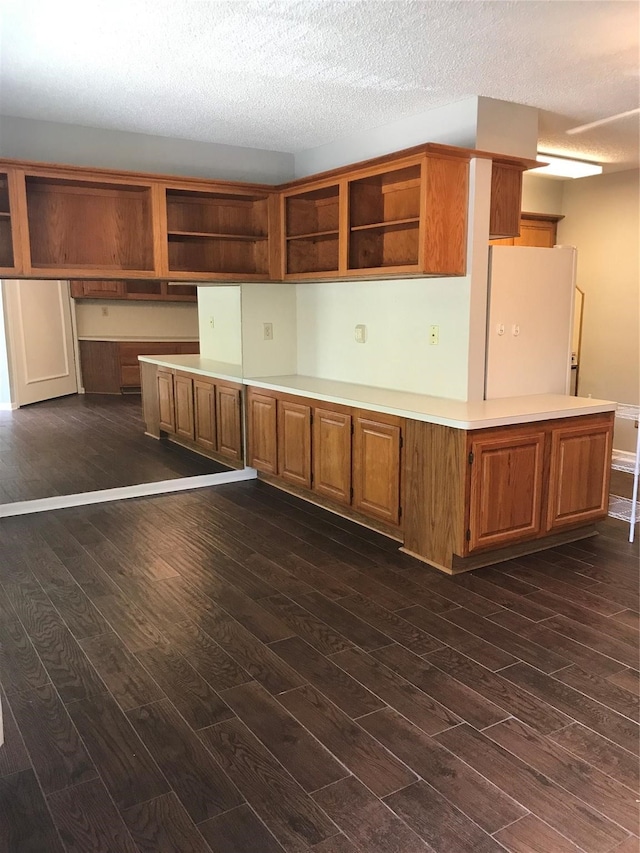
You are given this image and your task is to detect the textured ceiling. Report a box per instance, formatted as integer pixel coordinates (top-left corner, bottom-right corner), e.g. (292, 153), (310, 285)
(0, 0), (638, 167)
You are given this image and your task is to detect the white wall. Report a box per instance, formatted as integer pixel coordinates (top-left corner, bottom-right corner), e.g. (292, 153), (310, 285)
(197, 286), (242, 364)
(522, 174), (564, 215)
(476, 99), (538, 160)
(296, 277), (471, 399)
(557, 169), (640, 452)
(241, 283), (297, 377)
(75, 301), (199, 341)
(0, 115), (294, 183)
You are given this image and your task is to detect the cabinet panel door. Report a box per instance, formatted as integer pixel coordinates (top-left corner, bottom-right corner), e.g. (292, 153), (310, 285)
(194, 379), (216, 451)
(216, 385), (243, 462)
(468, 431), (545, 552)
(247, 392), (277, 473)
(546, 419), (612, 531)
(352, 416), (401, 525)
(514, 221), (556, 248)
(278, 400), (311, 488)
(156, 370), (175, 433)
(174, 374), (195, 440)
(79, 280), (126, 298)
(313, 408), (352, 505)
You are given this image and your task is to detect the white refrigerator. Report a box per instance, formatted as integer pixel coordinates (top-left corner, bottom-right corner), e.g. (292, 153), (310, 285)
(485, 245), (576, 399)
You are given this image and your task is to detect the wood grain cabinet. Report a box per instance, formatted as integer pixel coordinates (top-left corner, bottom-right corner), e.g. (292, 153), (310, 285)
(278, 399), (311, 488)
(489, 213), (563, 248)
(312, 407), (352, 506)
(216, 384), (243, 462)
(174, 373), (195, 441)
(156, 369), (175, 433)
(545, 417), (613, 531)
(353, 415), (402, 526)
(467, 428), (545, 552)
(70, 280), (197, 302)
(194, 379), (216, 452)
(247, 391), (278, 473)
(0, 170), (22, 274)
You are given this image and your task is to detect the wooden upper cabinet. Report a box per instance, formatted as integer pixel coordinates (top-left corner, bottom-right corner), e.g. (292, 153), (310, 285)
(312, 407), (352, 505)
(194, 378), (216, 452)
(546, 415), (613, 532)
(277, 399), (311, 488)
(467, 428), (545, 553)
(489, 162), (525, 239)
(247, 390), (278, 473)
(174, 373), (195, 441)
(216, 382), (243, 462)
(352, 414), (402, 525)
(71, 280), (126, 299)
(156, 369), (175, 433)
(0, 170), (24, 274)
(490, 213), (563, 248)
(283, 183), (341, 278)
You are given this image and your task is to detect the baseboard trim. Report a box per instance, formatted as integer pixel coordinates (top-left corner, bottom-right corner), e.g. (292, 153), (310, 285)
(0, 468), (257, 518)
(0, 402), (18, 411)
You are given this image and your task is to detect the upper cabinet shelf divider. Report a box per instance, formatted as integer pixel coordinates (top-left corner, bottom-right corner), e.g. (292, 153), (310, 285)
(0, 143), (536, 282)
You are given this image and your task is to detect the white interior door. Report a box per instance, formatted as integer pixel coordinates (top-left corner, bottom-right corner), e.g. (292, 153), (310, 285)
(3, 279), (78, 406)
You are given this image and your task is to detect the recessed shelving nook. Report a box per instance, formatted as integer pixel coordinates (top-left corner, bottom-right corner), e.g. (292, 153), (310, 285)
(165, 188), (270, 278)
(25, 176), (155, 273)
(0, 172), (15, 270)
(283, 183), (340, 277)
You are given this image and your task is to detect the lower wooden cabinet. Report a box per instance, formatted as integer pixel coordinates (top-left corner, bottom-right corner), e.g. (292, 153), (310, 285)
(216, 385), (243, 462)
(156, 369), (175, 433)
(174, 374), (195, 441)
(194, 379), (216, 452)
(353, 415), (402, 526)
(247, 386), (403, 527)
(79, 340), (199, 393)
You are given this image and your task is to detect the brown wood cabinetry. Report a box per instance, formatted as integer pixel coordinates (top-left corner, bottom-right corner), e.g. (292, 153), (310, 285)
(156, 370), (175, 433)
(70, 280), (197, 302)
(352, 415), (402, 525)
(546, 417), (612, 531)
(216, 384), (243, 462)
(194, 379), (216, 452)
(174, 373), (195, 441)
(490, 213), (563, 248)
(0, 171), (20, 273)
(79, 340), (199, 393)
(278, 399), (311, 488)
(247, 391), (278, 473)
(403, 412), (614, 573)
(467, 428), (545, 551)
(312, 408), (352, 505)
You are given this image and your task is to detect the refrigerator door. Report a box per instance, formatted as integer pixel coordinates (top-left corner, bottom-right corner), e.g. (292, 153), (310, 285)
(486, 246), (576, 399)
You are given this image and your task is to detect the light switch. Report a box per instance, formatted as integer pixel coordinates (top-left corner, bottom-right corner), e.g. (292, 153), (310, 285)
(355, 324), (367, 344)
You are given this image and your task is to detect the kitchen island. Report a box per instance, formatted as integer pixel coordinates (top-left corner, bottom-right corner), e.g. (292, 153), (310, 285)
(139, 355), (615, 573)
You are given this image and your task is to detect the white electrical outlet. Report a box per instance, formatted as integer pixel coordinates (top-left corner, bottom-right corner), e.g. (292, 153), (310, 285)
(209, 316), (215, 329)
(263, 322), (273, 341)
(101, 306), (109, 317)
(429, 325), (439, 345)
(354, 324), (367, 344)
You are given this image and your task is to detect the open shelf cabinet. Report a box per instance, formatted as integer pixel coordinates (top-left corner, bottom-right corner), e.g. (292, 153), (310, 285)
(0, 172), (15, 269)
(165, 188), (270, 277)
(284, 184), (340, 276)
(25, 176), (155, 273)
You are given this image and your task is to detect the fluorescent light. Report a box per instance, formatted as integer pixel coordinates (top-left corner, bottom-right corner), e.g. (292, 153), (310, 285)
(531, 154), (603, 179)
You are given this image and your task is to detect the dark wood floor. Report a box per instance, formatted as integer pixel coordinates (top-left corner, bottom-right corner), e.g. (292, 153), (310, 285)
(0, 395), (223, 503)
(0, 482), (638, 853)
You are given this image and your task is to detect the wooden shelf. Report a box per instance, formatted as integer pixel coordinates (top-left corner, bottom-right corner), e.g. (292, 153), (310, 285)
(350, 218), (419, 233)
(286, 229), (339, 242)
(0, 211), (11, 219)
(286, 231), (339, 276)
(167, 230), (267, 241)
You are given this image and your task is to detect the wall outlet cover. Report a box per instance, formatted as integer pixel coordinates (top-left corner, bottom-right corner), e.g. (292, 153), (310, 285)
(355, 324), (367, 344)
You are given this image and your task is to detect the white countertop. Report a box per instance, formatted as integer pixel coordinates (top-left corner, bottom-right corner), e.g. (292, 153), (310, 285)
(138, 354), (243, 383)
(245, 374), (615, 429)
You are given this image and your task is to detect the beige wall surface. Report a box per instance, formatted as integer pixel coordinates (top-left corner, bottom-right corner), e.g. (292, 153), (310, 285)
(197, 286), (242, 364)
(75, 301), (199, 341)
(521, 173), (564, 215)
(557, 169), (639, 452)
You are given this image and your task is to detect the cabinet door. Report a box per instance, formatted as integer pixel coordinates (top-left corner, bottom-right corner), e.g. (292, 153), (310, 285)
(174, 373), (194, 440)
(247, 392), (277, 473)
(216, 384), (243, 462)
(278, 400), (311, 488)
(546, 418), (613, 531)
(194, 379), (216, 451)
(468, 430), (545, 552)
(514, 221), (556, 248)
(313, 408), (352, 505)
(352, 416), (401, 525)
(77, 280), (126, 298)
(156, 370), (175, 433)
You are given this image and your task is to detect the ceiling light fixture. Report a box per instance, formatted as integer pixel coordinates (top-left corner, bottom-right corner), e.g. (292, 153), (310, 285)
(531, 154), (603, 180)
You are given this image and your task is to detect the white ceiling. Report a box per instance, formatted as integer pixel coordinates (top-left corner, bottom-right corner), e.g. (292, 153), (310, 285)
(1, 0), (638, 168)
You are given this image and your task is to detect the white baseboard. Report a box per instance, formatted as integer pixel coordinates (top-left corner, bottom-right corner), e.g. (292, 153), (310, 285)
(0, 468), (257, 518)
(0, 402), (18, 411)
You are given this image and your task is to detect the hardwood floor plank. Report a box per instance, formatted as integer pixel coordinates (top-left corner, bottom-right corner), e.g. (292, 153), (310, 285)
(549, 723), (640, 792)
(198, 803), (286, 853)
(270, 636), (385, 717)
(278, 685), (417, 798)
(444, 607), (570, 673)
(0, 768), (65, 853)
(0, 687), (31, 779)
(435, 723), (629, 853)
(372, 643), (509, 729)
(405, 570), (505, 617)
(66, 691), (170, 810)
(47, 777), (139, 853)
(541, 615), (640, 669)
(135, 641), (235, 730)
(494, 814), (583, 853)
(352, 562), (460, 615)
(241, 552), (316, 599)
(336, 593), (445, 655)
(397, 605), (517, 670)
(200, 717), (338, 852)
(443, 571), (554, 622)
(331, 646), (461, 734)
(610, 610), (640, 631)
(84, 588), (165, 653)
(0, 618), (50, 696)
(608, 668), (640, 697)
(221, 681), (348, 793)
(122, 791), (214, 853)
(554, 665), (640, 719)
(527, 590), (640, 643)
(359, 706), (525, 833)
(7, 684), (97, 795)
(426, 647), (572, 734)
(312, 776), (429, 853)
(500, 662), (640, 755)
(341, 567), (414, 610)
(79, 631), (165, 711)
(261, 593), (354, 654)
(128, 698), (243, 822)
(384, 779), (505, 853)
(294, 591), (392, 651)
